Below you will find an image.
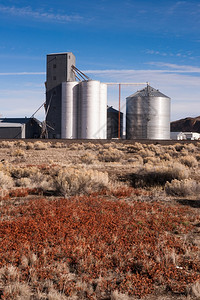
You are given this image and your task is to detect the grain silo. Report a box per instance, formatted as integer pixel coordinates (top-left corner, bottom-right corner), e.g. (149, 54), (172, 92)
(80, 80), (100, 139)
(99, 83), (107, 139)
(61, 82), (79, 139)
(80, 80), (107, 139)
(126, 85), (170, 140)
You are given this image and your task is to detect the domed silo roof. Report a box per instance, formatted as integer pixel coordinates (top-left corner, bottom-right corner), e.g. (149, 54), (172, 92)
(127, 85), (170, 99)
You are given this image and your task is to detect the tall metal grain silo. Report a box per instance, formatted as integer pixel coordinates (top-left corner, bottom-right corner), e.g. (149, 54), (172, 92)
(61, 81), (79, 139)
(126, 85), (170, 140)
(99, 83), (107, 139)
(77, 82), (82, 139)
(80, 80), (101, 139)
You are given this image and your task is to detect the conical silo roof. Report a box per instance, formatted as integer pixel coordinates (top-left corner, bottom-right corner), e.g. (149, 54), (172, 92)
(127, 86), (170, 99)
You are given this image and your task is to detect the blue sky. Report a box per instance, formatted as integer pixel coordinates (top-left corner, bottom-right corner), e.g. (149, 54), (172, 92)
(0, 0), (200, 121)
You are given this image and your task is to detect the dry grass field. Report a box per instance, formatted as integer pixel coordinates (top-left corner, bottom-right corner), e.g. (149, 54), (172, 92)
(0, 140), (200, 300)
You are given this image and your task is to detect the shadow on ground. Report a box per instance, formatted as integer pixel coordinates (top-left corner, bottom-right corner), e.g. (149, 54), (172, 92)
(176, 199), (200, 208)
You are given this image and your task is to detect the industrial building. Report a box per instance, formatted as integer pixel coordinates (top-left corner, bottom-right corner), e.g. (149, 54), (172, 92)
(0, 118), (42, 139)
(170, 132), (200, 140)
(45, 52), (107, 139)
(107, 106), (123, 139)
(0, 52), (171, 140)
(45, 52), (76, 138)
(0, 122), (25, 139)
(126, 86), (171, 140)
(45, 52), (172, 140)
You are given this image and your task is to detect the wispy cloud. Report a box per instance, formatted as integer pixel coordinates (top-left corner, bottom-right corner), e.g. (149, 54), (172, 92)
(147, 62), (200, 73)
(0, 5), (84, 23)
(146, 50), (167, 56)
(158, 1), (200, 19)
(167, 1), (187, 15)
(83, 66), (200, 76)
(0, 54), (42, 60)
(1, 63), (200, 78)
(145, 49), (194, 59)
(0, 72), (45, 75)
(0, 88), (45, 119)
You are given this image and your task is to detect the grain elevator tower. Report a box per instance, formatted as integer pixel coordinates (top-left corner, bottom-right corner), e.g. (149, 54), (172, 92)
(46, 52), (76, 138)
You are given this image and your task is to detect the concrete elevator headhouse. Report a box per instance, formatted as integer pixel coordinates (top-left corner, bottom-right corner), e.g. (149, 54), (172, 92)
(46, 53), (76, 138)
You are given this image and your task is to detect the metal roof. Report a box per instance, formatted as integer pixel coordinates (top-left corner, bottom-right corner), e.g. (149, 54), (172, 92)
(127, 85), (170, 99)
(107, 106), (123, 114)
(0, 123), (24, 127)
(47, 52), (73, 56)
(0, 118), (30, 124)
(0, 117), (41, 125)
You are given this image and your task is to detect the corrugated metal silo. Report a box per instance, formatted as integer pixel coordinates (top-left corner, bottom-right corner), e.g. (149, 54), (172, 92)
(126, 86), (170, 140)
(80, 80), (101, 139)
(61, 81), (79, 139)
(99, 83), (107, 139)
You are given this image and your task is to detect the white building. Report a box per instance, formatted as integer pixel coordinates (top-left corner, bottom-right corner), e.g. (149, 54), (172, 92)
(171, 132), (200, 140)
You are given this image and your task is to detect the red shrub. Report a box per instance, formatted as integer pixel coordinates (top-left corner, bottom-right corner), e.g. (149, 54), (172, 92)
(0, 195), (199, 298)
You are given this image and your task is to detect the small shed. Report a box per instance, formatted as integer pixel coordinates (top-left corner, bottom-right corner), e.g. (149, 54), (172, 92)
(0, 123), (25, 139)
(0, 118), (42, 139)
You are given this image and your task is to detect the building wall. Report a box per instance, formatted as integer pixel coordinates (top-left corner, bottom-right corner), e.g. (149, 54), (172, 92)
(184, 132), (200, 140)
(0, 125), (25, 139)
(0, 119), (41, 138)
(46, 85), (62, 138)
(46, 52), (76, 138)
(25, 119), (41, 138)
(170, 132), (200, 140)
(107, 110), (123, 139)
(46, 53), (76, 92)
